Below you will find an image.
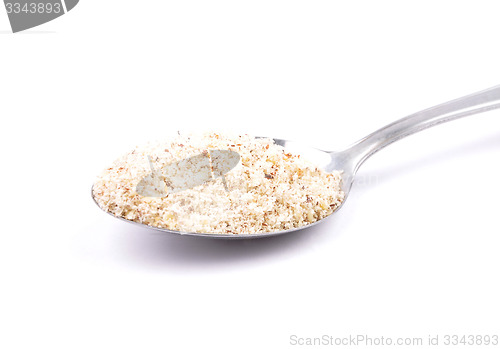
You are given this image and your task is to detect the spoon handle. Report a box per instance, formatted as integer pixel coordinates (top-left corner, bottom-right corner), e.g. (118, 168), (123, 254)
(348, 85), (500, 173)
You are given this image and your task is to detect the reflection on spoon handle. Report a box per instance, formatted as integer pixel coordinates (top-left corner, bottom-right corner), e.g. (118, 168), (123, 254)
(348, 85), (500, 173)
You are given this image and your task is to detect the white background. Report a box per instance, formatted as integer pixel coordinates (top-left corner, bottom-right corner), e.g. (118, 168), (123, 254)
(1, 1), (499, 348)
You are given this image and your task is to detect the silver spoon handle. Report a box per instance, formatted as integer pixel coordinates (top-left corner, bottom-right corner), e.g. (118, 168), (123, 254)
(348, 85), (500, 173)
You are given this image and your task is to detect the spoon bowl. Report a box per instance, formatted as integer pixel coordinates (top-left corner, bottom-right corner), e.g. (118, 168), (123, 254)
(93, 85), (500, 238)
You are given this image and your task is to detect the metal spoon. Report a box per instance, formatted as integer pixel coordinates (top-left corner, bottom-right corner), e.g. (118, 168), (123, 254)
(92, 85), (500, 238)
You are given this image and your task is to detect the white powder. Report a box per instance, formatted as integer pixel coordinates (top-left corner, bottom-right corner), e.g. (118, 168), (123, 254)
(92, 133), (344, 235)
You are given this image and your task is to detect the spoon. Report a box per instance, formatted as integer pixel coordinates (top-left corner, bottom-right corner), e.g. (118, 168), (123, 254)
(92, 85), (500, 238)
